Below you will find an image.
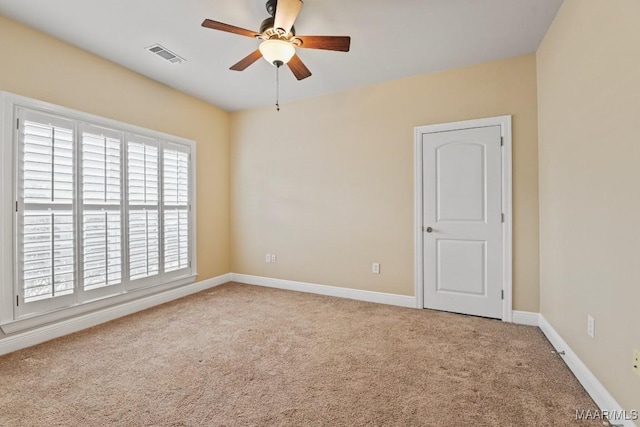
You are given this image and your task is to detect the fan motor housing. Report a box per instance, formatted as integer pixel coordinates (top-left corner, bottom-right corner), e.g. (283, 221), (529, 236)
(260, 17), (274, 33)
(260, 16), (295, 36)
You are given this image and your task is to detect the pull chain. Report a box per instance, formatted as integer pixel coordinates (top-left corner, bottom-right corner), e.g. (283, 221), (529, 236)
(276, 63), (280, 111)
(274, 60), (283, 112)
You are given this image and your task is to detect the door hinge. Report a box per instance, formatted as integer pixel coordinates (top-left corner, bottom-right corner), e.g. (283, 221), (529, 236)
(16, 118), (20, 130)
(500, 136), (504, 146)
(16, 295), (19, 306)
(501, 290), (504, 300)
(16, 201), (18, 212)
(501, 213), (504, 223)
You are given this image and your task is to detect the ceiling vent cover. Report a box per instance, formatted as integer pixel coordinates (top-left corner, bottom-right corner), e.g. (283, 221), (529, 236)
(146, 44), (186, 64)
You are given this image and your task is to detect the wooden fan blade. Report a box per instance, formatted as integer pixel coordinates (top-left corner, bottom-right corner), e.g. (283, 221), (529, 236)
(287, 54), (312, 80)
(201, 19), (260, 39)
(297, 35), (351, 52)
(274, 0), (303, 34)
(230, 50), (263, 71)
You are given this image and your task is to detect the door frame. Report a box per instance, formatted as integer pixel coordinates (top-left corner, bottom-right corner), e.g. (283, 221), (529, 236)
(414, 116), (513, 322)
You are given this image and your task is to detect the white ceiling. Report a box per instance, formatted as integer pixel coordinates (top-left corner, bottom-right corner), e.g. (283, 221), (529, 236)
(0, 0), (563, 112)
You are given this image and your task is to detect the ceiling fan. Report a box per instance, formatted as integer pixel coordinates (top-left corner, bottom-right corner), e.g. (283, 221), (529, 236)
(201, 0), (351, 81)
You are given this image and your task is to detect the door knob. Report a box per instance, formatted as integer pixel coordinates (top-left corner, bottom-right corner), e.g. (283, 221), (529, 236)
(425, 227), (433, 233)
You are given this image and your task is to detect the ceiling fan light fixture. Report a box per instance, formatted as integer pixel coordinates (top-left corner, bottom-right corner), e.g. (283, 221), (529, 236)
(259, 39), (295, 66)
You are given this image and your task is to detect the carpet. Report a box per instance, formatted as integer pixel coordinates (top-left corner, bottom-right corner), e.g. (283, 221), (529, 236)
(0, 282), (600, 426)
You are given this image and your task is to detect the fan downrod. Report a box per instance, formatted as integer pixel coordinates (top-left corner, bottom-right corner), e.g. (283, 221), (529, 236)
(266, 0), (277, 17)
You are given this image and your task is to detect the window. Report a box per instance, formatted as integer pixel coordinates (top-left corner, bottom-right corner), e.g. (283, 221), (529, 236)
(0, 92), (196, 327)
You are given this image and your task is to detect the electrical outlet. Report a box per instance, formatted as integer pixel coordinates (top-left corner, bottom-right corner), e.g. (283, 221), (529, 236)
(271, 254), (277, 263)
(372, 263), (380, 274)
(633, 349), (640, 377)
(587, 315), (595, 339)
(265, 254), (271, 263)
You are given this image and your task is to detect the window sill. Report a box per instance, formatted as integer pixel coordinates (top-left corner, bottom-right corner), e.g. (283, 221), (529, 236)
(1, 273), (197, 335)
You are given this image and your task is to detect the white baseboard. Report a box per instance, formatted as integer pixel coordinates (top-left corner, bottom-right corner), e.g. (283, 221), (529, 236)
(0, 273), (232, 356)
(512, 310), (540, 326)
(231, 273), (416, 308)
(539, 315), (637, 427)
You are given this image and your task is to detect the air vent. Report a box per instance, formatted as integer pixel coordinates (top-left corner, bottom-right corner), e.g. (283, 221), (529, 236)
(146, 44), (186, 64)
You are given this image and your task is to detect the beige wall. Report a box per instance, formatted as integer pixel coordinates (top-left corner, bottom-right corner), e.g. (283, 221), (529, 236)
(0, 15), (230, 284)
(537, 0), (640, 412)
(231, 55), (540, 311)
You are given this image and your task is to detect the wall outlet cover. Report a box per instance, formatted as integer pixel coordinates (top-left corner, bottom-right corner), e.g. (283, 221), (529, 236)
(372, 263), (380, 274)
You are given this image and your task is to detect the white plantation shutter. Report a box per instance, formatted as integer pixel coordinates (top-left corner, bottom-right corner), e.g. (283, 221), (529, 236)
(22, 213), (74, 302)
(5, 94), (195, 325)
(18, 110), (75, 308)
(127, 135), (159, 282)
(163, 144), (190, 272)
(81, 125), (122, 291)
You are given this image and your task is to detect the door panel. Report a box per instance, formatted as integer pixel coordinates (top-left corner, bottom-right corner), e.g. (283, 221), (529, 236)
(437, 143), (485, 222)
(437, 239), (486, 296)
(423, 126), (502, 319)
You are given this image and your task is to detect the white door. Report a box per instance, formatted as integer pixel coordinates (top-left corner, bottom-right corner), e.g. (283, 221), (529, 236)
(422, 126), (503, 319)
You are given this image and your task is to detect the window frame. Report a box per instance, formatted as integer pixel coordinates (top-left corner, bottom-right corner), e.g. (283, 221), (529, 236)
(0, 92), (198, 333)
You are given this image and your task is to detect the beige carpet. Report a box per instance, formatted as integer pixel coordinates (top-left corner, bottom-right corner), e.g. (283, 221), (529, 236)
(0, 282), (600, 426)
